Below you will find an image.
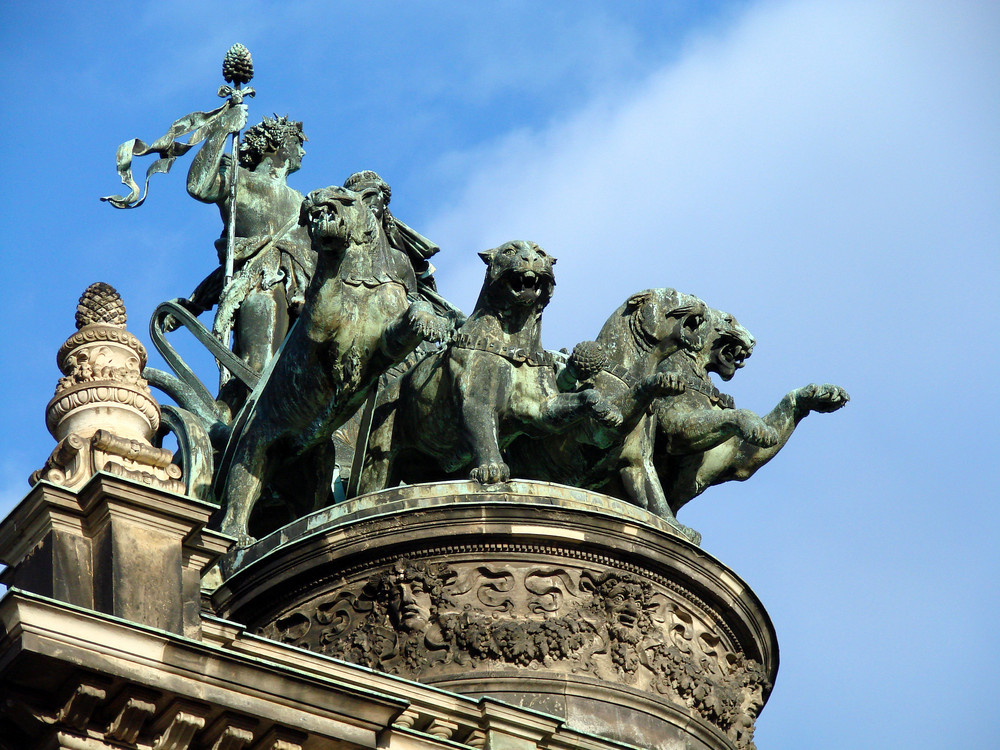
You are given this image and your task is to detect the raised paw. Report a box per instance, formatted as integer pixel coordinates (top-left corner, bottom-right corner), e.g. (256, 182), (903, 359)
(406, 300), (451, 343)
(650, 371), (686, 397)
(797, 383), (850, 414)
(470, 461), (510, 485)
(589, 396), (624, 429)
(736, 409), (779, 447)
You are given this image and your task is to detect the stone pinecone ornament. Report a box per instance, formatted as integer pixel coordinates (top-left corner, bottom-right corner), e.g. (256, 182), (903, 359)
(76, 282), (126, 329)
(223, 43), (254, 85)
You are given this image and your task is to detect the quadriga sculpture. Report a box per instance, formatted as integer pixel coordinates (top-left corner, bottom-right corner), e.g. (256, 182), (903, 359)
(359, 240), (623, 491)
(501, 288), (709, 539)
(650, 309), (849, 514)
(218, 185), (451, 544)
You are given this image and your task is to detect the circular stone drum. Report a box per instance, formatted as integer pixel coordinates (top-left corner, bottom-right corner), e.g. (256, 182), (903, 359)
(213, 481), (778, 750)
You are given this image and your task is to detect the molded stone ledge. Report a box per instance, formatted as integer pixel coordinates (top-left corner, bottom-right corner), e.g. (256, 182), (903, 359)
(0, 589), (404, 748)
(223, 480), (687, 572)
(0, 588), (651, 750)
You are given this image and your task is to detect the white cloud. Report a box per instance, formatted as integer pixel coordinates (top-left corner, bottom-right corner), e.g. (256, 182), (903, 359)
(426, 0), (1000, 360)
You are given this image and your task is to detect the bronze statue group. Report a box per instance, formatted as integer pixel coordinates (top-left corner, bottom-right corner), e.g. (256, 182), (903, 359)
(106, 83), (847, 547)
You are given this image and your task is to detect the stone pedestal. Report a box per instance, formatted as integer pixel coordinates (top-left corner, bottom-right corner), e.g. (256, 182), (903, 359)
(0, 474), (231, 638)
(213, 481), (777, 750)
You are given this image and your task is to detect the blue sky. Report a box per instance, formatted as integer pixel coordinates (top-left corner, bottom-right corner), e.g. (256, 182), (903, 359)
(2, 1), (998, 747)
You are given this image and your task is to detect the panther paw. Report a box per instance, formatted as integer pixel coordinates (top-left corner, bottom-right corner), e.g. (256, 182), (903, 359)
(407, 301), (451, 343)
(749, 425), (779, 448)
(797, 383), (850, 413)
(470, 461), (510, 485)
(736, 410), (779, 447)
(650, 371), (685, 397)
(592, 400), (624, 429)
(676, 523), (702, 545)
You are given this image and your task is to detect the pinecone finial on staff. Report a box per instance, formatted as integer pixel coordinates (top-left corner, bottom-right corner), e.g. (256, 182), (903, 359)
(223, 43), (254, 86)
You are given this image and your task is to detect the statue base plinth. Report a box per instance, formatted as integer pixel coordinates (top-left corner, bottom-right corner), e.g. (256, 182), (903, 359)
(213, 481), (777, 750)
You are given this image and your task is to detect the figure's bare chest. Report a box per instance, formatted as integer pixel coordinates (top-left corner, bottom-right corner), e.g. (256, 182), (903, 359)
(235, 174), (303, 235)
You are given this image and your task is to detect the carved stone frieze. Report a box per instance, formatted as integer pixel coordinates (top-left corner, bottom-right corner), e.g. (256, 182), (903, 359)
(218, 485), (777, 750)
(258, 557), (769, 749)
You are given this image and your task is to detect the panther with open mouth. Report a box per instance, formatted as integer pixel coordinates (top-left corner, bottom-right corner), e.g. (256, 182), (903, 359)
(359, 240), (622, 491)
(649, 307), (849, 520)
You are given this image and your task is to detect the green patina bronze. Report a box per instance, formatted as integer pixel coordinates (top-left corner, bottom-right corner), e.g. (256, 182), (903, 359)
(104, 45), (849, 547)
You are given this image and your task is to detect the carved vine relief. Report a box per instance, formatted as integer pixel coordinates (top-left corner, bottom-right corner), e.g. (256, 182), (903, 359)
(258, 559), (769, 749)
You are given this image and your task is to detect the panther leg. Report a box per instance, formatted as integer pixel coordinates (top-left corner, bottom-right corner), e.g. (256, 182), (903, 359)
(461, 397), (509, 485)
(304, 440), (337, 513)
(380, 300), (450, 361)
(619, 457), (702, 545)
(358, 404), (398, 494)
(539, 390), (622, 432)
(219, 445), (267, 548)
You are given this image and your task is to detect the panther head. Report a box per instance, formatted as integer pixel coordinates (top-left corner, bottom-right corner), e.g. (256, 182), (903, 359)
(477, 240), (556, 310)
(704, 309), (755, 382)
(617, 288), (708, 358)
(299, 185), (378, 250)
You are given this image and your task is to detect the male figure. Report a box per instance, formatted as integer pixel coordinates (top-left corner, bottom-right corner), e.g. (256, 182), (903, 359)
(182, 108), (316, 410)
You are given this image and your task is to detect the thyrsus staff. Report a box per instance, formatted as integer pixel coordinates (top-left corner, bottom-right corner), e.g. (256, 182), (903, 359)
(183, 105), (314, 413)
(218, 44), (255, 290)
(103, 45), (317, 414)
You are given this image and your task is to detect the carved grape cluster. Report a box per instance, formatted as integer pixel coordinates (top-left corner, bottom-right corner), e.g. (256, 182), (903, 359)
(443, 611), (593, 668)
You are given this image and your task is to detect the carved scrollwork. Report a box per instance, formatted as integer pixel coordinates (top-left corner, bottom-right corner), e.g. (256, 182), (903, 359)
(56, 325), (148, 369)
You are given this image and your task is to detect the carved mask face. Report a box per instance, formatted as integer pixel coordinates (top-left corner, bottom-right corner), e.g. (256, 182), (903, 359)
(605, 582), (642, 630)
(389, 579), (433, 633)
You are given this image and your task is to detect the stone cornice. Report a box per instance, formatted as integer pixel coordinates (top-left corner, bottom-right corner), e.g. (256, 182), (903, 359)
(1, 589), (648, 750)
(0, 588), (404, 745)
